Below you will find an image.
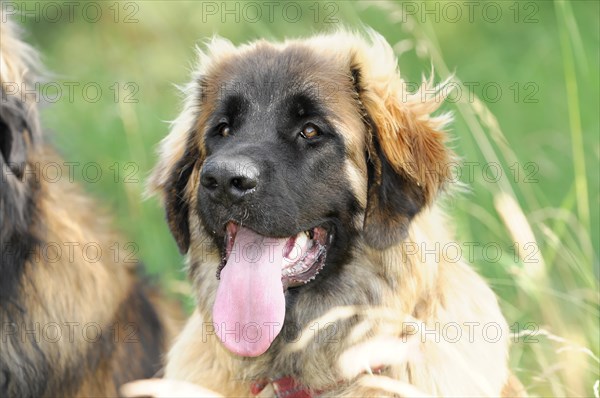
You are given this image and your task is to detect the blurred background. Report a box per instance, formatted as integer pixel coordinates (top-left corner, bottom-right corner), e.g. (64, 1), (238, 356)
(11, 0), (598, 396)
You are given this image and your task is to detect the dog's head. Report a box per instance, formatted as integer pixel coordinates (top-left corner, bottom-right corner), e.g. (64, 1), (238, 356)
(150, 30), (453, 357)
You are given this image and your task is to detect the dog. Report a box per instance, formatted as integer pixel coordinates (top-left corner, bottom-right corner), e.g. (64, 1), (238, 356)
(148, 30), (525, 397)
(0, 18), (180, 397)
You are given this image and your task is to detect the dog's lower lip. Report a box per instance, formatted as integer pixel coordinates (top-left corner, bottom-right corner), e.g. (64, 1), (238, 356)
(219, 222), (330, 287)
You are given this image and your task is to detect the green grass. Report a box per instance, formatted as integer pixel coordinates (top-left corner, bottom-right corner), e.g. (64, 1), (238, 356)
(21, 1), (598, 396)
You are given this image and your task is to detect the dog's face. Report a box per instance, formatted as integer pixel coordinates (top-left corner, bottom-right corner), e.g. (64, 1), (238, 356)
(199, 44), (364, 282)
(151, 31), (453, 358)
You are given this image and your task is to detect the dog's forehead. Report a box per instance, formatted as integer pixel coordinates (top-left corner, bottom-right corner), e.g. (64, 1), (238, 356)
(206, 43), (352, 108)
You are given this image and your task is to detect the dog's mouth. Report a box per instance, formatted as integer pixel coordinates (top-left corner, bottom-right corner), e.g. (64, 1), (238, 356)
(219, 222), (331, 289)
(212, 221), (332, 357)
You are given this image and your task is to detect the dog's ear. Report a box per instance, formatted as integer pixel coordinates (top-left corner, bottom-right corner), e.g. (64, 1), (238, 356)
(0, 94), (34, 180)
(1, 19), (41, 180)
(148, 119), (202, 254)
(148, 37), (239, 254)
(350, 39), (453, 250)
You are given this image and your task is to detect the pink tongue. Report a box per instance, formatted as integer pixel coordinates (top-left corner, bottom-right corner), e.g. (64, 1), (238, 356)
(213, 227), (288, 357)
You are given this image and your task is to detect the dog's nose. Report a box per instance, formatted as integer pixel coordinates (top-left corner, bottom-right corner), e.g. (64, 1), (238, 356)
(200, 156), (259, 202)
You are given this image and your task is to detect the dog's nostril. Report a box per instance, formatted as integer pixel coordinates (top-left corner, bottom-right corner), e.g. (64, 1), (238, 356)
(230, 176), (257, 192)
(231, 178), (242, 189)
(201, 175), (219, 190)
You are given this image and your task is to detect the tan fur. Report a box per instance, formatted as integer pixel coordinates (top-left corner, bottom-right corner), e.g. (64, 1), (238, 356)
(1, 17), (181, 397)
(150, 30), (522, 397)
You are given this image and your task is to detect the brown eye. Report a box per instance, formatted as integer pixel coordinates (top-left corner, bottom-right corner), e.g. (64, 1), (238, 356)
(219, 124), (231, 137)
(300, 124), (319, 139)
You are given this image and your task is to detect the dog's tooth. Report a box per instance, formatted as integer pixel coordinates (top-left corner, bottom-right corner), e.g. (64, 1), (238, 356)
(296, 231), (309, 249)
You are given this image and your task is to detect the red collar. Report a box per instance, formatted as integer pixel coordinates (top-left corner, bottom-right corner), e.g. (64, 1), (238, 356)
(250, 367), (385, 398)
(250, 376), (321, 398)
